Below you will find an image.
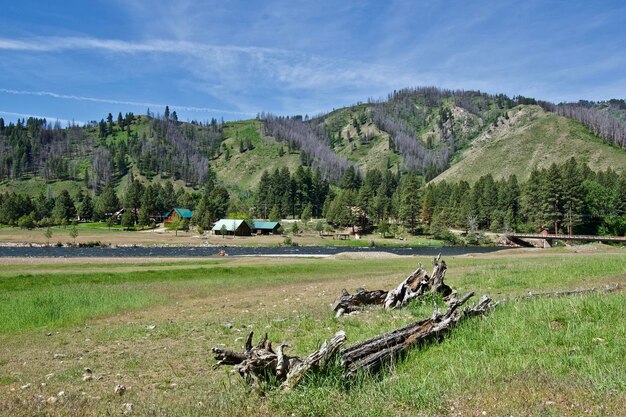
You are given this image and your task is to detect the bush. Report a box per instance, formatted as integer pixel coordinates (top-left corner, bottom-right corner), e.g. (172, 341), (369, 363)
(314, 220), (324, 235)
(78, 241), (104, 248)
(38, 217), (54, 227)
(464, 231), (491, 246)
(18, 214), (36, 230)
(121, 210), (135, 229)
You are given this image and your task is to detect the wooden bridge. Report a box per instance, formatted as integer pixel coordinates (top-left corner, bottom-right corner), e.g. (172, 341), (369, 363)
(506, 233), (626, 247)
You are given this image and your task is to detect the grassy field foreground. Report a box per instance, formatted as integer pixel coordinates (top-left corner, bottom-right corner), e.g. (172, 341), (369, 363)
(0, 250), (624, 416)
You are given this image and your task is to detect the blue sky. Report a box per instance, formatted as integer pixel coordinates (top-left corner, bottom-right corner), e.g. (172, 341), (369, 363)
(0, 0), (625, 125)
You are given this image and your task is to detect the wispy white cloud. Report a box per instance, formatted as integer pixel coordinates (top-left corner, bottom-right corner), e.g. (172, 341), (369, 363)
(0, 88), (256, 116)
(0, 36), (421, 97)
(0, 110), (84, 126)
(0, 36), (283, 55)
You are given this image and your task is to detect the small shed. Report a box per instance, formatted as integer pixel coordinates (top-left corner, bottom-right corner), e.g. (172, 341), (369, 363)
(164, 208), (193, 224)
(212, 219), (252, 236)
(251, 221), (281, 235)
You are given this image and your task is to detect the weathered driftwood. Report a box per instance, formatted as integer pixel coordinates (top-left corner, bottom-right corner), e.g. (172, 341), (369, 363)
(331, 288), (388, 318)
(333, 255), (455, 317)
(341, 292), (492, 377)
(515, 283), (622, 300)
(213, 292), (493, 389)
(212, 330), (346, 390)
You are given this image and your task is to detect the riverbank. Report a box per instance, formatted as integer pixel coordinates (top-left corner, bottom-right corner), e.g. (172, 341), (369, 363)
(0, 225), (447, 248)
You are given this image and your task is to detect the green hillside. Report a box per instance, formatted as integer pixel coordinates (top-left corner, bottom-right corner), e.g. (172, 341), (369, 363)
(319, 105), (401, 172)
(1, 92), (625, 201)
(212, 120), (302, 194)
(434, 105), (626, 184)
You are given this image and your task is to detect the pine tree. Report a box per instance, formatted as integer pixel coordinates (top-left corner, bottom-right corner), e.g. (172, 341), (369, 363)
(311, 168), (328, 218)
(106, 113), (114, 135)
(78, 194), (94, 221)
(95, 183), (120, 220)
(124, 179), (144, 224)
(340, 166), (361, 189)
(398, 173), (423, 232)
(541, 163), (563, 234)
(300, 203), (313, 222)
(52, 190), (76, 224)
(420, 185), (435, 225)
(269, 205), (281, 222)
(121, 210), (135, 229)
(560, 158), (583, 235)
(521, 168), (544, 230)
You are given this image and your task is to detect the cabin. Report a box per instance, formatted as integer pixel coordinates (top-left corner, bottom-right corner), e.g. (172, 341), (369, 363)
(251, 220), (281, 235)
(212, 219), (252, 236)
(109, 208), (139, 224)
(163, 208), (193, 224)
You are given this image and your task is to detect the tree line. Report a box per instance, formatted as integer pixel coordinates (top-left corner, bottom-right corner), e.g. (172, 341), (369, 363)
(314, 158), (625, 237)
(254, 166), (330, 221)
(0, 175), (230, 230)
(3, 157), (624, 239)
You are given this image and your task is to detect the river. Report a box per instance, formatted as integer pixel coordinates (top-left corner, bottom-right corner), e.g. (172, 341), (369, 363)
(0, 245), (509, 258)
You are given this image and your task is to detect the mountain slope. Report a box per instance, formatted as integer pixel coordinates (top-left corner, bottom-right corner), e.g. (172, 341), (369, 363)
(433, 105), (626, 184)
(211, 120), (302, 194)
(1, 88), (625, 200)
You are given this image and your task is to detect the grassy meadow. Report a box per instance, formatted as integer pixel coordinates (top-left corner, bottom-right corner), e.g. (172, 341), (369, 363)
(0, 249), (624, 416)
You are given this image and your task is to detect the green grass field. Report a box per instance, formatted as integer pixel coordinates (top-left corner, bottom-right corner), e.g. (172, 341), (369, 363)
(0, 250), (624, 416)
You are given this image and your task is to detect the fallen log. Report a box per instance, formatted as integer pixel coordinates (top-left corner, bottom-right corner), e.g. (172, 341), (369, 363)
(331, 288), (388, 318)
(341, 292), (492, 377)
(333, 255), (455, 317)
(515, 283), (622, 300)
(212, 292), (494, 389)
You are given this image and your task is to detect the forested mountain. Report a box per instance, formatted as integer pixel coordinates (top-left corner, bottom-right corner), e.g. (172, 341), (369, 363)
(0, 87), (625, 236)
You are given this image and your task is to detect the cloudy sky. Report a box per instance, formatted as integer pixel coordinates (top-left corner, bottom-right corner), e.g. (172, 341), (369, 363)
(1, 0), (625, 124)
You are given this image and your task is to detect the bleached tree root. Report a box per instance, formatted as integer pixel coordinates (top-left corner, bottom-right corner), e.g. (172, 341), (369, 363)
(341, 292), (492, 377)
(212, 330), (346, 390)
(332, 255), (455, 317)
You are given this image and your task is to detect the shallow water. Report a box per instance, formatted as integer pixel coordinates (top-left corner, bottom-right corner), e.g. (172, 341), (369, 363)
(0, 245), (508, 258)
